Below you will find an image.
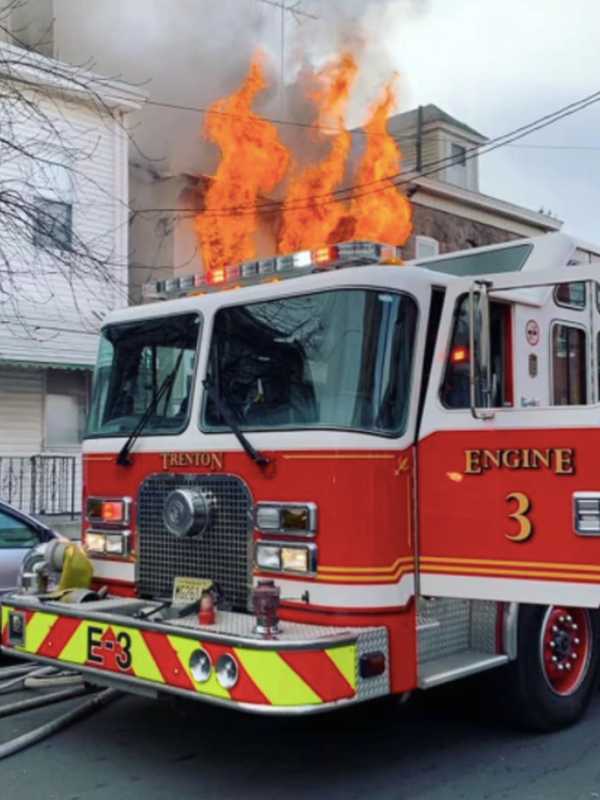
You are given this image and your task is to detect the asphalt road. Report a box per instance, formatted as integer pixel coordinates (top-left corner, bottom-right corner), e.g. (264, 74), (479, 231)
(2, 666), (600, 800)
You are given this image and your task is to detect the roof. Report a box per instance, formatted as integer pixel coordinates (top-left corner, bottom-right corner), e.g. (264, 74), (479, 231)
(0, 41), (145, 112)
(388, 103), (487, 142)
(410, 176), (563, 233)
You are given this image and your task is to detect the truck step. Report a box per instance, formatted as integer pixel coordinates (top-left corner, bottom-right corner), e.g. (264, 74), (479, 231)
(419, 650), (508, 689)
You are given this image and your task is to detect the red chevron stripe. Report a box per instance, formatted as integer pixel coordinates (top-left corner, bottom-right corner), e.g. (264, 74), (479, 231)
(37, 616), (81, 658)
(141, 630), (195, 691)
(279, 650), (355, 702)
(202, 642), (270, 705)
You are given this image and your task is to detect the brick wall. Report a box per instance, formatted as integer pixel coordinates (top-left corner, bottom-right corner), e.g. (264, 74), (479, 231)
(402, 203), (521, 260)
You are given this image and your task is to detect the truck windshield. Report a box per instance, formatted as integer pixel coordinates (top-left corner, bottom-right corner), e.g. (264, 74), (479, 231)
(202, 289), (418, 437)
(86, 313), (200, 438)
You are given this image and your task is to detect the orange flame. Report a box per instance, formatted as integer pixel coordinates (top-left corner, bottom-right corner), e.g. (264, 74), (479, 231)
(195, 53), (413, 271)
(196, 53), (290, 273)
(347, 80), (412, 244)
(278, 53), (358, 253)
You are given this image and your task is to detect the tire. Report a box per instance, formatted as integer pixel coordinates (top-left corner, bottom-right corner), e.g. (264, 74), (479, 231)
(502, 603), (600, 732)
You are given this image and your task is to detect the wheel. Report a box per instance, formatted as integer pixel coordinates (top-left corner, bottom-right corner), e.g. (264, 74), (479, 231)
(503, 604), (600, 732)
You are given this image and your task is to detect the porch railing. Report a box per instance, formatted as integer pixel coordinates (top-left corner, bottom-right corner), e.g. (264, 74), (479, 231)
(0, 455), (81, 517)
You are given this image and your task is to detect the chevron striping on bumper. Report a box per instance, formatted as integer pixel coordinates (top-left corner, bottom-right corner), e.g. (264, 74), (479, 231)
(235, 649), (321, 706)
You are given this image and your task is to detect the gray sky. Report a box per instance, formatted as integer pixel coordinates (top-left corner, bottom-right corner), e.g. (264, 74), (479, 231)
(53, 0), (600, 243)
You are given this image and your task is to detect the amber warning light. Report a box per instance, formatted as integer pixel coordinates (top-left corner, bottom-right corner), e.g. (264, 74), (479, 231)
(450, 346), (470, 365)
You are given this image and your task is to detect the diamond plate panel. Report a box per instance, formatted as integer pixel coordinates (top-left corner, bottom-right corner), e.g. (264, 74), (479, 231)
(171, 610), (354, 643)
(137, 473), (252, 610)
(418, 598), (500, 664)
(417, 598), (470, 663)
(469, 600), (499, 654)
(356, 626), (390, 700)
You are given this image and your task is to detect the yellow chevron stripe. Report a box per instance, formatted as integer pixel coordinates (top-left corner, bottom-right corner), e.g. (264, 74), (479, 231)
(24, 611), (58, 653)
(235, 649), (321, 706)
(326, 645), (356, 689)
(421, 555), (600, 574)
(57, 620), (89, 664)
(167, 636), (231, 700)
(1, 605), (11, 630)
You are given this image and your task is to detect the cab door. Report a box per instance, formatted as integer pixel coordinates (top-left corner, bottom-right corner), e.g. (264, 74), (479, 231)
(417, 275), (600, 608)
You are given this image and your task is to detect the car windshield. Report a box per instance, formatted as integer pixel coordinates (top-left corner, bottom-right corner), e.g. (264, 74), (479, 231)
(202, 289), (418, 436)
(86, 313), (200, 437)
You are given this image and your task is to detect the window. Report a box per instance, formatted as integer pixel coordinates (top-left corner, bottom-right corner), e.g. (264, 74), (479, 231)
(46, 394), (85, 447)
(554, 282), (586, 310)
(417, 244), (533, 276)
(451, 143), (467, 166)
(442, 296), (512, 409)
(33, 197), (72, 251)
(0, 511), (38, 549)
(552, 325), (587, 405)
(202, 289), (418, 436)
(45, 371), (88, 450)
(87, 314), (200, 437)
(415, 235), (439, 260)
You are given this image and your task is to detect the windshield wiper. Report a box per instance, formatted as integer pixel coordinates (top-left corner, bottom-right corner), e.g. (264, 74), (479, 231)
(203, 378), (270, 467)
(116, 351), (184, 467)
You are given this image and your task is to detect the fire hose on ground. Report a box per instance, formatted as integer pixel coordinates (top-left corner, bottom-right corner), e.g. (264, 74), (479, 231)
(0, 662), (122, 759)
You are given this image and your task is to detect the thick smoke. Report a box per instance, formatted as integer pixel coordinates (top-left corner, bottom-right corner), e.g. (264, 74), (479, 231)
(48, 0), (428, 175)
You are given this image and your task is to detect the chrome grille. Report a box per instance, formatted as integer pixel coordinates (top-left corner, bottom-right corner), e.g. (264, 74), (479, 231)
(137, 473), (252, 610)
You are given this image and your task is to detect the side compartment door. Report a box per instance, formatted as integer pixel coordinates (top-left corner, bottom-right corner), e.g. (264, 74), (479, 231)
(417, 276), (600, 608)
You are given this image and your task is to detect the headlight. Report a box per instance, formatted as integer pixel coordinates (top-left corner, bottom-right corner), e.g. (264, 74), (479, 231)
(84, 532), (106, 554)
(281, 547), (309, 573)
(255, 542), (316, 575)
(84, 530), (130, 557)
(256, 544), (281, 571)
(255, 503), (317, 536)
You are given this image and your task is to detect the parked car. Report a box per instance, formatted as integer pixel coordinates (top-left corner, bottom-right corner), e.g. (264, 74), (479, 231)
(0, 501), (60, 594)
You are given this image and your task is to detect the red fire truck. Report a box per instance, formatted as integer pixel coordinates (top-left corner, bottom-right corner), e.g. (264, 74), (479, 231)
(3, 232), (600, 730)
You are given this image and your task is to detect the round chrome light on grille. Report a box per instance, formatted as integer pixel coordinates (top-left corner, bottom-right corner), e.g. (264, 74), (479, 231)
(189, 648), (212, 683)
(216, 654), (239, 689)
(163, 489), (214, 537)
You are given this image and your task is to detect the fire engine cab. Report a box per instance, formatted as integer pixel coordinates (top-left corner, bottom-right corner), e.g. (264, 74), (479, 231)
(4, 232), (600, 731)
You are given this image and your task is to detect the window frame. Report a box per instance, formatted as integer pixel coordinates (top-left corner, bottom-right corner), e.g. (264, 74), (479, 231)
(451, 142), (467, 167)
(415, 235), (440, 260)
(553, 282), (586, 311)
(199, 286), (421, 440)
(550, 319), (588, 407)
(84, 312), (203, 440)
(32, 197), (73, 252)
(439, 293), (514, 412)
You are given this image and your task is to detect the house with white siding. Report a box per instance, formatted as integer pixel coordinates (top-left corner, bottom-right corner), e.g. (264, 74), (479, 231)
(0, 42), (142, 514)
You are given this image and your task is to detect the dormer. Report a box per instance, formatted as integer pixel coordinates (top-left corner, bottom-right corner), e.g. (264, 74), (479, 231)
(388, 103), (488, 192)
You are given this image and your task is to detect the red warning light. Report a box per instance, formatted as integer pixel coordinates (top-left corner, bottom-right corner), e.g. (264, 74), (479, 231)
(450, 345), (469, 364)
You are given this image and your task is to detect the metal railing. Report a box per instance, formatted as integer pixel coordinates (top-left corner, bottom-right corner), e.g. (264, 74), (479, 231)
(0, 455), (81, 517)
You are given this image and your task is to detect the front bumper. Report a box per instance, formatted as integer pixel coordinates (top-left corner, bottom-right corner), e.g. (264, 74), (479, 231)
(0, 595), (389, 714)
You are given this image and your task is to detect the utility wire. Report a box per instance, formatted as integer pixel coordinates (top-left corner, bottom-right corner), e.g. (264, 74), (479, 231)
(132, 87), (600, 218)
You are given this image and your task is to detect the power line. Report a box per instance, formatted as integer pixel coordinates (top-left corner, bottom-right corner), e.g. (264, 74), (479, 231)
(132, 87), (600, 218)
(142, 95), (401, 138)
(507, 143), (600, 151)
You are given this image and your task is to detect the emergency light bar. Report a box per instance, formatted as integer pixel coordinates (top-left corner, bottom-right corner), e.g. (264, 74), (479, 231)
(143, 241), (402, 301)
